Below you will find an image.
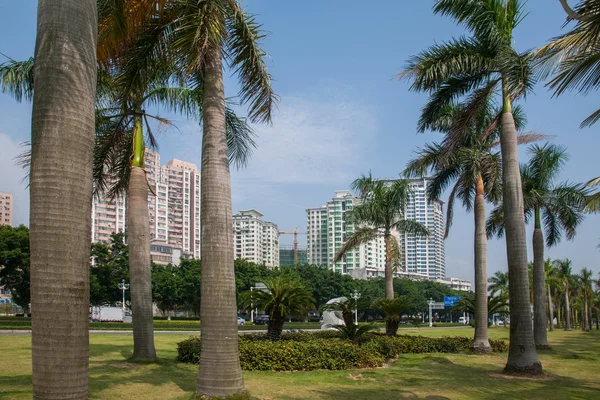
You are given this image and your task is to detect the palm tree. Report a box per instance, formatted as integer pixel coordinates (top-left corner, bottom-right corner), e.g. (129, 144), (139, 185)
(452, 292), (509, 320)
(167, 2), (277, 396)
(375, 297), (414, 336)
(399, 0), (541, 373)
(488, 271), (510, 299)
(545, 259), (561, 331)
(579, 268), (594, 331)
(239, 275), (315, 341)
(536, 0), (600, 128)
(487, 144), (587, 347)
(320, 297), (359, 328)
(334, 175), (428, 302)
(405, 100), (536, 352)
(554, 259), (575, 330)
(28, 1), (97, 398)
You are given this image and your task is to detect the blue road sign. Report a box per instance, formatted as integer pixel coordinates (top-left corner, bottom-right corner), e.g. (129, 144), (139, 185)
(444, 296), (461, 307)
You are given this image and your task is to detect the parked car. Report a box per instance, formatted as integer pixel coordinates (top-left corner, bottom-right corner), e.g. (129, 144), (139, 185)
(254, 314), (269, 325)
(237, 316), (246, 326)
(458, 317), (467, 324)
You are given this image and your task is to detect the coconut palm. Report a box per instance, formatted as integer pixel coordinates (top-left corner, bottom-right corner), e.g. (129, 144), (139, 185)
(27, 1), (97, 398)
(404, 100), (538, 352)
(375, 297), (414, 336)
(399, 0), (541, 373)
(579, 268), (594, 331)
(334, 175), (428, 302)
(239, 275), (315, 341)
(487, 143), (587, 347)
(166, 2), (277, 396)
(554, 259), (575, 330)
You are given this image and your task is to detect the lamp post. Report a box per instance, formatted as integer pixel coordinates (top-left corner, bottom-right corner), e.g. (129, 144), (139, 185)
(118, 279), (130, 318)
(427, 298), (435, 328)
(250, 286), (255, 323)
(351, 290), (361, 325)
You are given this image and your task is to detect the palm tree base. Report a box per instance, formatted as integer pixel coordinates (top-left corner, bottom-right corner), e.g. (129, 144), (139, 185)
(470, 340), (492, 354)
(503, 362), (543, 376)
(385, 319), (399, 337)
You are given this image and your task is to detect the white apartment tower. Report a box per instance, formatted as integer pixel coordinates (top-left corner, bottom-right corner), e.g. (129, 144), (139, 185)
(307, 181), (445, 280)
(233, 209), (279, 267)
(92, 149), (201, 259)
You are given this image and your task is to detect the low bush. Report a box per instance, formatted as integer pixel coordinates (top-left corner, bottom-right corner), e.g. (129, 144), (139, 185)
(177, 332), (508, 371)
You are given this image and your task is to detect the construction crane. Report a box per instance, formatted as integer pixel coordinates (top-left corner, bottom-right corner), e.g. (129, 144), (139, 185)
(278, 227), (306, 265)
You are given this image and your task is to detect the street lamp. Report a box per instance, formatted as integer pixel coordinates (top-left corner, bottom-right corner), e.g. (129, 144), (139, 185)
(250, 286), (255, 323)
(427, 298), (435, 328)
(118, 279), (130, 318)
(351, 290), (361, 325)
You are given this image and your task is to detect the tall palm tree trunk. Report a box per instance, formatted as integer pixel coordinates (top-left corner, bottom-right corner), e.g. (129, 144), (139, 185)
(29, 1), (97, 398)
(583, 296), (589, 331)
(472, 174), (491, 353)
(128, 115), (156, 361)
(384, 232), (394, 300)
(564, 287), (572, 331)
(499, 94), (541, 373)
(532, 207), (549, 348)
(548, 284), (554, 332)
(195, 44), (245, 397)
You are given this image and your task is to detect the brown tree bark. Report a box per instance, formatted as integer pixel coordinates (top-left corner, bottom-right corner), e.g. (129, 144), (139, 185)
(30, 1), (97, 398)
(195, 44), (245, 397)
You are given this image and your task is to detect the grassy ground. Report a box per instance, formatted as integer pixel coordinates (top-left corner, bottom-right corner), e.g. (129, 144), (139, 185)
(1, 327), (598, 399)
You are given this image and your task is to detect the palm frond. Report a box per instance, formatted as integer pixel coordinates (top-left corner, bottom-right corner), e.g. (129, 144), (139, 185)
(0, 56), (34, 102)
(392, 220), (428, 237)
(486, 204), (505, 239)
(224, 0), (278, 123)
(333, 227), (379, 264)
(225, 107), (256, 169)
(386, 235), (402, 271)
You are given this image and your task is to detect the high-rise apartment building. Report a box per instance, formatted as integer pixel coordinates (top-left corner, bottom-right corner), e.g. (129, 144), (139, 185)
(92, 149), (201, 259)
(233, 209), (279, 267)
(307, 180), (446, 280)
(0, 192), (13, 226)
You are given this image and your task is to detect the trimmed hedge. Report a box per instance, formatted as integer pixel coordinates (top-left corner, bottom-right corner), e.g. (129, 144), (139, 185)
(177, 332), (508, 371)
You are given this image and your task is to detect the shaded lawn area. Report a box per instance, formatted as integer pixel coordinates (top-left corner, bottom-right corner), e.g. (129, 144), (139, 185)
(1, 328), (599, 399)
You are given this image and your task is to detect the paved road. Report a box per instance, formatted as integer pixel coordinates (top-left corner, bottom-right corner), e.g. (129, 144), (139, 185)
(0, 326), (471, 336)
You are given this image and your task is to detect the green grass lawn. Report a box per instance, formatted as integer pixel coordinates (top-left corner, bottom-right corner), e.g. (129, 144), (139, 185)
(1, 328), (599, 399)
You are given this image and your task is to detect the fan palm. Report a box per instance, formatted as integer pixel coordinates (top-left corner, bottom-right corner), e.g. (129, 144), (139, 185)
(399, 0), (541, 373)
(375, 297), (414, 336)
(554, 259), (575, 330)
(27, 1), (97, 398)
(487, 144), (587, 347)
(166, 1), (277, 396)
(334, 175), (428, 302)
(239, 275), (315, 341)
(404, 99), (538, 352)
(579, 268), (594, 331)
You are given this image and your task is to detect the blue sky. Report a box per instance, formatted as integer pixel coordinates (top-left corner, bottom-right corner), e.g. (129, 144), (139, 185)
(1, 1), (599, 282)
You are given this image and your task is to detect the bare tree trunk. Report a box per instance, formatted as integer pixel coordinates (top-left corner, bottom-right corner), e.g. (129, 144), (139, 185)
(548, 284), (554, 332)
(532, 208), (549, 349)
(30, 1), (97, 398)
(128, 163), (156, 361)
(195, 44), (245, 397)
(499, 97), (541, 374)
(472, 174), (491, 353)
(583, 297), (589, 331)
(267, 315), (285, 341)
(564, 288), (572, 331)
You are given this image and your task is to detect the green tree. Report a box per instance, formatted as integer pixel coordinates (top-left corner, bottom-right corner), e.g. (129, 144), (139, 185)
(404, 99), (521, 352)
(488, 144), (587, 347)
(152, 264), (184, 317)
(400, 0), (541, 373)
(452, 292), (509, 319)
(488, 271), (509, 299)
(168, 1), (277, 395)
(334, 174), (427, 303)
(28, 1), (97, 397)
(239, 274), (315, 341)
(375, 297), (414, 336)
(545, 259), (561, 332)
(0, 225), (30, 310)
(178, 258), (202, 315)
(554, 259), (575, 330)
(90, 233), (129, 306)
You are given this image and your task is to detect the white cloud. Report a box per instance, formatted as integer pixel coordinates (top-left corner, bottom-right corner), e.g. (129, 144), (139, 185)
(230, 93), (378, 202)
(0, 133), (29, 226)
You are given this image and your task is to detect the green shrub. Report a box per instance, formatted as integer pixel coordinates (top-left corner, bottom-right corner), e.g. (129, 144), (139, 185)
(177, 332), (509, 371)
